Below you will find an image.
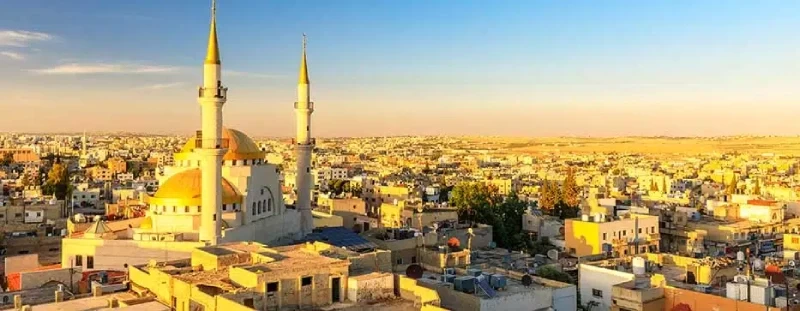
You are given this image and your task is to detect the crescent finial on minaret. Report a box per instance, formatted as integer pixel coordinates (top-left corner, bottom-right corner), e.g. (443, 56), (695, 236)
(205, 0), (220, 65)
(298, 33), (309, 84)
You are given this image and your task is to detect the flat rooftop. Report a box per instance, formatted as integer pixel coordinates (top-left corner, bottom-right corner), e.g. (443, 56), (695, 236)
(32, 294), (168, 311)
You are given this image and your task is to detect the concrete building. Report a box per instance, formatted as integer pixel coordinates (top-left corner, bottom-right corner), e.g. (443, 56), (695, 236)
(107, 157), (127, 174)
(128, 241), (362, 310)
(565, 213), (660, 257)
(399, 266), (576, 311)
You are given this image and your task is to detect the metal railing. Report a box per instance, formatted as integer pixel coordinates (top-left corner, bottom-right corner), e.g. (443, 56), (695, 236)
(198, 86), (228, 99)
(194, 138), (230, 149)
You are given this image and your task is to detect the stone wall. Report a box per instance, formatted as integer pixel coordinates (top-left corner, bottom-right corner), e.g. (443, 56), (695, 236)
(20, 267), (82, 290)
(347, 273), (394, 302)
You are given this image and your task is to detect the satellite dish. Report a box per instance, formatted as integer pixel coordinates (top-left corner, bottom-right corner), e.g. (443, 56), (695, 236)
(521, 274), (533, 287)
(790, 260), (796, 267)
(547, 249), (559, 261)
(406, 264), (423, 280)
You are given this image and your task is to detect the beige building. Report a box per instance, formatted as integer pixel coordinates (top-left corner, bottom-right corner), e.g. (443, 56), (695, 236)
(128, 242), (356, 311)
(107, 157), (127, 174)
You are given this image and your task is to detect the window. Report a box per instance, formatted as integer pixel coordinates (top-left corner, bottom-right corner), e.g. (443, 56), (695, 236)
(185, 207), (189, 213)
(14, 213), (21, 217)
(213, 214), (216, 221)
(76, 255), (83, 267)
(267, 282), (279, 292)
(602, 233), (607, 240)
(261, 189), (264, 195)
(3, 296), (8, 303)
(638, 228), (642, 234)
(222, 204), (227, 212)
(49, 248), (59, 252)
(172, 206), (176, 213)
(87, 256), (94, 269)
(592, 289), (603, 298)
(623, 231), (627, 237)
(793, 237), (799, 244)
(243, 298), (254, 308)
(37, 212), (41, 217)
(18, 250), (29, 254)
(396, 258), (403, 265)
(268, 199), (272, 212)
(252, 202), (256, 215)
(258, 201), (262, 214)
(0, 214), (4, 218)
(198, 206), (201, 213)
(651, 226), (655, 233)
(301, 276), (312, 287)
(412, 256), (417, 263)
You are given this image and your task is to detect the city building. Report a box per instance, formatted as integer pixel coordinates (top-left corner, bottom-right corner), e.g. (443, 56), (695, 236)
(565, 213), (660, 257)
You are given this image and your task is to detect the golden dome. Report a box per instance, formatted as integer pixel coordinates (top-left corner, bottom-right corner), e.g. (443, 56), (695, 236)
(146, 168), (241, 206)
(177, 128), (265, 161)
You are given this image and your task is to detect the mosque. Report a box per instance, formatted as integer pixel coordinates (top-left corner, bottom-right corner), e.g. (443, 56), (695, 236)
(61, 1), (316, 271)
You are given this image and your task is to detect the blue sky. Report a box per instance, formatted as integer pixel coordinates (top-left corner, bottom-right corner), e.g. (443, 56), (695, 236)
(1, 0), (798, 137)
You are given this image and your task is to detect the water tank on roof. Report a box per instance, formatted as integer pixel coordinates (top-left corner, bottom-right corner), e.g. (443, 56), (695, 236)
(737, 251), (745, 261)
(581, 214), (590, 221)
(593, 214), (602, 222)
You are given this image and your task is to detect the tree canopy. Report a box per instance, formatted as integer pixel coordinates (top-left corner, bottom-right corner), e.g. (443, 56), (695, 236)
(449, 182), (529, 251)
(43, 163), (71, 200)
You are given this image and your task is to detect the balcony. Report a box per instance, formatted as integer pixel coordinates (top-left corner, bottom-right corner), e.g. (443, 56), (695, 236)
(194, 138), (230, 150)
(294, 101), (315, 110)
(198, 85), (228, 99)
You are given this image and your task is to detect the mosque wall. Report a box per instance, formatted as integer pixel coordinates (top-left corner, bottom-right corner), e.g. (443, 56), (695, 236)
(61, 238), (205, 271)
(222, 210), (301, 246)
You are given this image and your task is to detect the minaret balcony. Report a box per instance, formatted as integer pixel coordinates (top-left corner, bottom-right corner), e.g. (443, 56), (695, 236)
(294, 101), (314, 110)
(195, 138), (230, 150)
(198, 86), (228, 99)
(292, 138), (316, 146)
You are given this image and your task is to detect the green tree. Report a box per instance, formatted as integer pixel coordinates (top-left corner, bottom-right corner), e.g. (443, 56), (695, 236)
(495, 192), (529, 250)
(753, 179), (761, 196)
(529, 237), (557, 255)
(562, 167), (580, 207)
(450, 183), (531, 251)
(539, 180), (558, 212)
(44, 163), (70, 200)
(1, 152), (13, 166)
(551, 200), (580, 220)
(450, 182), (499, 226)
(536, 265), (573, 284)
(727, 174), (738, 195)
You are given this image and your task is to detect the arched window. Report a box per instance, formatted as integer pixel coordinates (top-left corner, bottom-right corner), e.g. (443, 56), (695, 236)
(252, 202), (256, 216)
(268, 199), (273, 212)
(257, 201), (262, 214)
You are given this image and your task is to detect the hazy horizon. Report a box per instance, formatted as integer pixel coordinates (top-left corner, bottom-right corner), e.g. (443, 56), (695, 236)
(1, 0), (799, 137)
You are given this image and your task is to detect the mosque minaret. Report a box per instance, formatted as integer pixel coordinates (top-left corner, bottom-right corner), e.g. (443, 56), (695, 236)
(197, 0), (227, 245)
(61, 0), (307, 270)
(295, 35), (314, 235)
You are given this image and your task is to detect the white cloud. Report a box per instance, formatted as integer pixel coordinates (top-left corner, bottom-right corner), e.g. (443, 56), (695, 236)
(31, 63), (179, 75)
(0, 30), (53, 47)
(225, 70), (283, 79)
(135, 82), (185, 90)
(0, 51), (25, 60)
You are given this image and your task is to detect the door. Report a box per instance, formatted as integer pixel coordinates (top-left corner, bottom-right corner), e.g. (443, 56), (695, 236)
(331, 277), (341, 303)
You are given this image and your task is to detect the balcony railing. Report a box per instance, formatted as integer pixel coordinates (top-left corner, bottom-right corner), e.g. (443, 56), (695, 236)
(198, 85), (228, 99)
(291, 138), (316, 146)
(294, 102), (315, 110)
(194, 138), (230, 149)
